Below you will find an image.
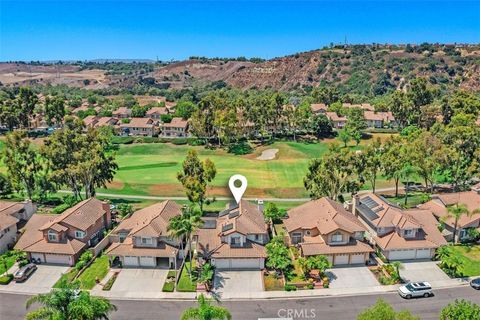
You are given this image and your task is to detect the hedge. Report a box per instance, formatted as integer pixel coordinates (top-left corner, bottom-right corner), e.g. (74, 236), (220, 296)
(0, 274), (13, 285)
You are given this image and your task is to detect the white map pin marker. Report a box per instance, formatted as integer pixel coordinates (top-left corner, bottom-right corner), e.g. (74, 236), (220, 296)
(229, 174), (247, 204)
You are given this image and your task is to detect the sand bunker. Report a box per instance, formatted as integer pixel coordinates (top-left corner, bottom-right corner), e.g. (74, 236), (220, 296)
(256, 148), (279, 160)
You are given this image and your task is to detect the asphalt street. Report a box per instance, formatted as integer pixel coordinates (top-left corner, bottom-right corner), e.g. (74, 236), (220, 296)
(1, 286), (479, 320)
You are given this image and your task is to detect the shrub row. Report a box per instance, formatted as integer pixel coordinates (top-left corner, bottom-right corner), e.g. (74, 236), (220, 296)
(0, 274), (13, 285)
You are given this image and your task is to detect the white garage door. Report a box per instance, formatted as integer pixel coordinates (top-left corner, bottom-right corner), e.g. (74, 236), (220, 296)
(232, 258), (262, 269)
(139, 256), (156, 267)
(334, 254), (349, 265)
(388, 249), (416, 260)
(45, 254), (71, 265)
(213, 259), (231, 269)
(124, 256), (139, 267)
(350, 253), (365, 264)
(416, 249), (432, 259)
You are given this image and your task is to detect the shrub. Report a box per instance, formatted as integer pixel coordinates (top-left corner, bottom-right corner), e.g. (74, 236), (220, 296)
(102, 272), (118, 291)
(228, 142), (253, 155)
(0, 274), (13, 285)
(306, 283), (314, 290)
(18, 259), (29, 268)
(112, 136), (134, 144)
(75, 251), (93, 271)
(284, 283), (297, 291)
(170, 138), (189, 145)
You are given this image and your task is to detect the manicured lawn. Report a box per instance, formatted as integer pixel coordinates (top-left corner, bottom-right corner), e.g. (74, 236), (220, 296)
(447, 245), (480, 276)
(95, 135), (397, 199)
(177, 260), (197, 292)
(54, 269), (79, 288)
(0, 252), (19, 275)
(77, 255), (110, 289)
(382, 192), (431, 209)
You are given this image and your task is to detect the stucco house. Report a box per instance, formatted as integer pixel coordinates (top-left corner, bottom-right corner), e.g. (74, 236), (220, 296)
(419, 189), (480, 242)
(363, 111), (397, 129)
(119, 118), (158, 136)
(325, 112), (347, 129)
(353, 193), (446, 260)
(284, 198), (373, 265)
(112, 107), (132, 119)
(145, 107), (169, 120)
(159, 117), (188, 137)
(0, 200), (36, 253)
(310, 103), (328, 114)
(106, 200), (182, 268)
(15, 198), (111, 266)
(194, 200), (268, 270)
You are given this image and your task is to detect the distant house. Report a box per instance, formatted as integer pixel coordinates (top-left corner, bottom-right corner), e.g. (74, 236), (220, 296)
(83, 116), (118, 129)
(145, 107), (169, 120)
(120, 118), (157, 137)
(15, 198), (111, 265)
(325, 112), (347, 129)
(83, 115), (98, 128)
(194, 200), (268, 270)
(310, 103), (328, 114)
(106, 200), (182, 268)
(0, 201), (36, 253)
(363, 111), (396, 129)
(159, 117), (188, 137)
(112, 107), (132, 119)
(284, 198), (373, 265)
(419, 189), (480, 242)
(353, 193), (446, 260)
(343, 103), (375, 111)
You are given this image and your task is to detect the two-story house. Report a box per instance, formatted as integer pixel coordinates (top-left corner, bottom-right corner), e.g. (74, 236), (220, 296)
(15, 198), (111, 266)
(145, 107), (169, 120)
(159, 117), (188, 138)
(0, 200), (36, 253)
(325, 112), (347, 129)
(284, 198), (373, 265)
(119, 118), (158, 137)
(83, 116), (118, 129)
(419, 188), (480, 242)
(363, 111), (397, 129)
(106, 200), (182, 268)
(112, 107), (132, 119)
(194, 200), (268, 270)
(353, 193), (446, 260)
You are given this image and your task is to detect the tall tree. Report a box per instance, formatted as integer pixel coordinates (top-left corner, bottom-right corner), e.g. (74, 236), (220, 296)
(0, 99), (21, 131)
(16, 87), (38, 129)
(361, 138), (383, 194)
(25, 279), (117, 320)
(181, 294), (231, 320)
(3, 131), (42, 200)
(381, 136), (406, 197)
(45, 95), (66, 127)
(177, 150), (216, 211)
(357, 299), (419, 320)
(440, 299), (480, 320)
(443, 204), (473, 243)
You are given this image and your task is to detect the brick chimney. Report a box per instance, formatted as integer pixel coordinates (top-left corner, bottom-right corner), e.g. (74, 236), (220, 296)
(102, 201), (112, 228)
(352, 193), (360, 216)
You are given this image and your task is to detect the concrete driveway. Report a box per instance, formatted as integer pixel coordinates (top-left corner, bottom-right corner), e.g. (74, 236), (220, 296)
(399, 261), (452, 285)
(213, 271), (264, 295)
(1, 265), (69, 294)
(326, 266), (379, 289)
(110, 268), (168, 293)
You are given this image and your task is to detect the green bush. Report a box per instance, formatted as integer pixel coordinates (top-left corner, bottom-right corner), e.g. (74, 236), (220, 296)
(0, 274), (13, 285)
(111, 136), (134, 144)
(170, 138), (189, 145)
(75, 251), (93, 271)
(102, 272), (118, 291)
(162, 281), (175, 292)
(228, 142), (253, 155)
(284, 283), (297, 291)
(18, 259), (29, 268)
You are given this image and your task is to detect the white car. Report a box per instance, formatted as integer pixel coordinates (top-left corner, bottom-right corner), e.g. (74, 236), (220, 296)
(398, 282), (433, 299)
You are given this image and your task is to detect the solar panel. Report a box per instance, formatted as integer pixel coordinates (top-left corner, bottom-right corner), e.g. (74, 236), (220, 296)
(358, 203), (379, 221)
(222, 223), (233, 232)
(218, 209), (230, 217)
(228, 203), (239, 210)
(228, 210), (240, 219)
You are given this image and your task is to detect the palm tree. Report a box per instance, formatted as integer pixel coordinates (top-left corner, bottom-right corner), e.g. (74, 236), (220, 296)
(25, 279), (116, 320)
(391, 261), (403, 280)
(400, 164), (416, 206)
(181, 294), (231, 320)
(168, 204), (203, 278)
(444, 204), (470, 243)
(435, 245), (452, 261)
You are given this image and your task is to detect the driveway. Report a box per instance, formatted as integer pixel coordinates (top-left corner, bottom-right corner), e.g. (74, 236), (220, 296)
(326, 266), (379, 289)
(1, 265), (69, 294)
(399, 261), (452, 284)
(110, 268), (168, 293)
(213, 271), (264, 294)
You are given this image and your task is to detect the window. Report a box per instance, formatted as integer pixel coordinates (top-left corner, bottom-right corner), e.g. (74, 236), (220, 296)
(331, 232), (343, 243)
(404, 229), (414, 237)
(48, 230), (57, 241)
(254, 234), (260, 241)
(305, 230), (311, 236)
(231, 237), (241, 246)
(291, 232), (302, 244)
(141, 237), (153, 245)
(75, 230), (86, 239)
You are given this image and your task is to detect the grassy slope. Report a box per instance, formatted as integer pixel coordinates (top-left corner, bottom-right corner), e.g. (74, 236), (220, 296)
(449, 245), (480, 276)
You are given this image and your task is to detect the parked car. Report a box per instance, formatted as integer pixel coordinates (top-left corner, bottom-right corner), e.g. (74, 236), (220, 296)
(398, 282), (433, 299)
(470, 278), (480, 290)
(14, 263), (37, 282)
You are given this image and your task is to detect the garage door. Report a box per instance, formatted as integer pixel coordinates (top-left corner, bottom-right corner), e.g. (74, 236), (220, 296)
(350, 253), (365, 264)
(416, 249), (432, 259)
(334, 254), (349, 265)
(232, 259), (262, 269)
(124, 256), (139, 267)
(388, 249), (416, 260)
(31, 253), (44, 263)
(139, 256), (156, 267)
(213, 259), (231, 269)
(45, 254), (71, 265)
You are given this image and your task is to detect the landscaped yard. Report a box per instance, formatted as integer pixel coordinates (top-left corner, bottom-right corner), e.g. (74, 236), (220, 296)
(53, 269), (80, 288)
(442, 245), (480, 277)
(177, 260), (197, 292)
(264, 273), (285, 291)
(77, 255), (109, 289)
(0, 251), (22, 275)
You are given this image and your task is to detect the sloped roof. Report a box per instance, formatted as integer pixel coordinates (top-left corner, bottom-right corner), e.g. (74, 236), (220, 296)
(120, 117), (155, 128)
(284, 197), (366, 235)
(146, 107), (168, 116)
(310, 103), (327, 113)
(106, 237), (178, 257)
(161, 117), (188, 128)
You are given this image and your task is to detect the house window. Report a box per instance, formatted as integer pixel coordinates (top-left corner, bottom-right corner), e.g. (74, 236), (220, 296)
(75, 231), (86, 239)
(141, 237), (153, 245)
(48, 230), (57, 241)
(305, 230), (311, 236)
(404, 229), (414, 237)
(331, 232), (343, 243)
(231, 237), (241, 246)
(291, 232), (302, 244)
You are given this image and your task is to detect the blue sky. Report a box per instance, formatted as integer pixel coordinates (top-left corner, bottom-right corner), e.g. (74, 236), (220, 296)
(0, 1), (479, 61)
